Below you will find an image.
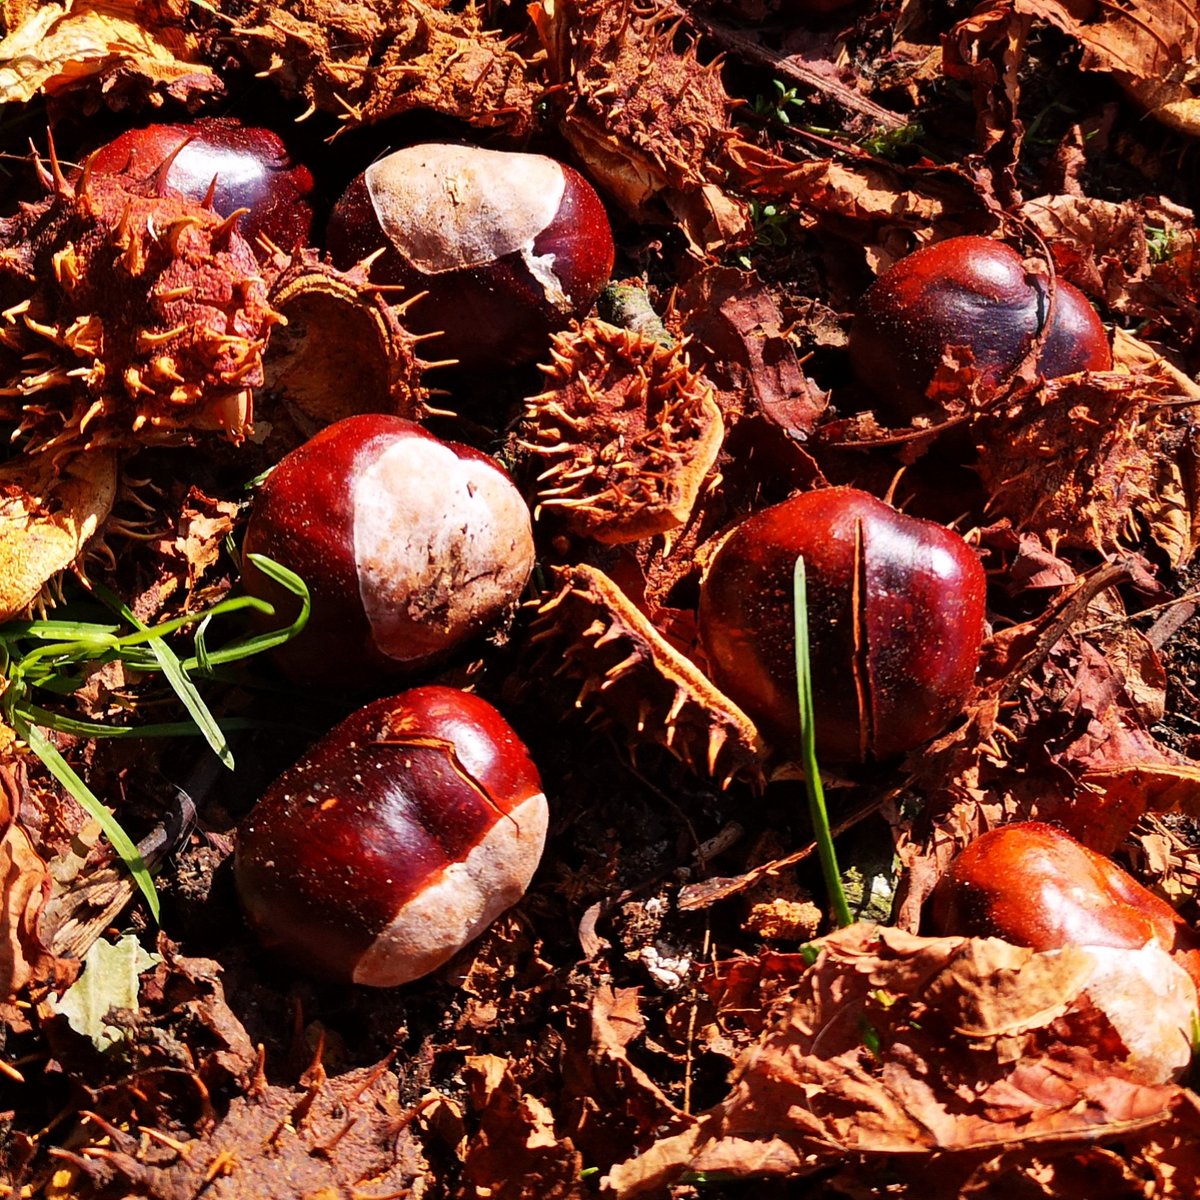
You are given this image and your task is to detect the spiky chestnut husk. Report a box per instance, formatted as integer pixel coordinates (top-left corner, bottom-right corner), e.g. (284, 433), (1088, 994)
(520, 319), (724, 544)
(531, 563), (764, 787)
(223, 0), (536, 137)
(0, 451), (117, 620)
(529, 0), (750, 251)
(261, 253), (430, 449)
(0, 162), (277, 456)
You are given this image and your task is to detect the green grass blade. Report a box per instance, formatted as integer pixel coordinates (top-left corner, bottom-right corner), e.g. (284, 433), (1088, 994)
(175, 554), (310, 670)
(793, 555), (853, 928)
(18, 705), (262, 740)
(91, 585), (234, 771)
(17, 719), (160, 921)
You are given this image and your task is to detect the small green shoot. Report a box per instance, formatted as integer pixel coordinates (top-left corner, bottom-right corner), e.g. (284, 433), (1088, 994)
(0, 555), (310, 919)
(859, 122), (923, 160)
(1146, 225), (1179, 264)
(793, 555), (853, 928)
(750, 78), (806, 126)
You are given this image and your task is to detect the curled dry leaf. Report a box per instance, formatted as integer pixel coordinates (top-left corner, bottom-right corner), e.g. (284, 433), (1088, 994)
(976, 367), (1200, 564)
(607, 925), (1196, 1197)
(531, 0), (750, 252)
(459, 1054), (585, 1200)
(223, 0), (536, 137)
(1008, 0), (1200, 137)
(522, 318), (723, 544)
(0, 756), (56, 1021)
(531, 562), (764, 785)
(0, 169), (277, 455)
(0, 0), (220, 109)
(0, 448), (116, 620)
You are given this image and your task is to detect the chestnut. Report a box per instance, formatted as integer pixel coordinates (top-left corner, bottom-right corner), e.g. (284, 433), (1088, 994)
(848, 236), (1112, 421)
(927, 821), (1200, 1083)
(927, 821), (1195, 956)
(242, 414), (535, 689)
(326, 143), (615, 370)
(88, 117), (315, 252)
(234, 687), (548, 986)
(698, 487), (986, 762)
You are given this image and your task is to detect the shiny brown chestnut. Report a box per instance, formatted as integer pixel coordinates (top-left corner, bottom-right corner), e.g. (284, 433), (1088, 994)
(234, 687), (549, 986)
(698, 487), (986, 762)
(326, 143), (615, 370)
(927, 821), (1200, 1083)
(242, 414), (535, 689)
(927, 821), (1197, 958)
(88, 118), (315, 252)
(848, 236), (1112, 421)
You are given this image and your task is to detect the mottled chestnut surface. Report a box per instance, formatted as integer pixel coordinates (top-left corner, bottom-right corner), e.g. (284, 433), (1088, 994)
(849, 235), (1112, 420)
(242, 413), (534, 688)
(88, 117), (315, 252)
(234, 687), (548, 986)
(698, 487), (986, 762)
(927, 822), (1199, 960)
(326, 143), (614, 369)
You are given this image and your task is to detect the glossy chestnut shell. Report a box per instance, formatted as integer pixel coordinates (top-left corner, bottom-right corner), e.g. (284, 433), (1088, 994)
(88, 118), (315, 251)
(326, 143), (615, 369)
(242, 414), (535, 689)
(698, 487), (986, 762)
(927, 821), (1196, 957)
(234, 686), (548, 986)
(848, 235), (1112, 421)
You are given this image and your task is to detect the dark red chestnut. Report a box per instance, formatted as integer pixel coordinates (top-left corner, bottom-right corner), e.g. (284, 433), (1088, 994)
(848, 236), (1112, 421)
(242, 414), (535, 688)
(88, 118), (315, 252)
(234, 686), (548, 986)
(698, 487), (986, 762)
(326, 143), (615, 370)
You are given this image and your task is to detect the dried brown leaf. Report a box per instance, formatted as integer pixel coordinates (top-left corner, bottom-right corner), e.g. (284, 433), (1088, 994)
(607, 926), (1194, 1197)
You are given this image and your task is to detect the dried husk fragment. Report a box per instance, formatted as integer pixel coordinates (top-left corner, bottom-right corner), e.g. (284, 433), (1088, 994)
(522, 319), (723, 544)
(0, 164), (278, 456)
(531, 0), (750, 251)
(260, 252), (429, 447)
(221, 0), (537, 137)
(531, 563), (763, 786)
(0, 448), (116, 620)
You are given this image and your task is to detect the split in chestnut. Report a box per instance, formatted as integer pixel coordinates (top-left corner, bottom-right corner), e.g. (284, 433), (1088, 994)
(326, 143), (615, 370)
(87, 118), (315, 252)
(698, 487), (986, 762)
(234, 687), (548, 986)
(848, 235), (1112, 421)
(241, 414), (535, 689)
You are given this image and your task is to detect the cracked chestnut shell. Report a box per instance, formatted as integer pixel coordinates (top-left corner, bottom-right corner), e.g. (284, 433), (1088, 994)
(326, 143), (615, 369)
(234, 686), (549, 986)
(88, 117), (315, 252)
(242, 414), (535, 689)
(698, 487), (986, 762)
(849, 236), (1112, 421)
